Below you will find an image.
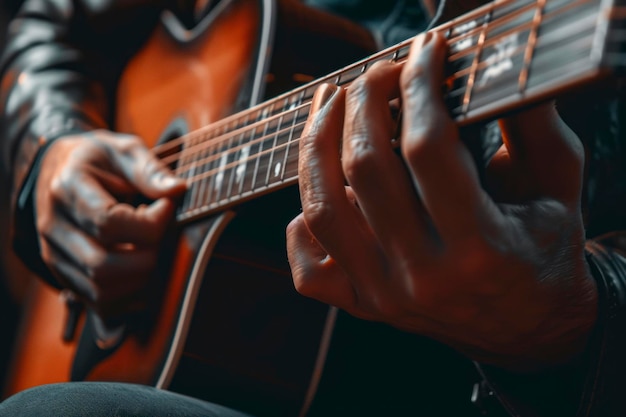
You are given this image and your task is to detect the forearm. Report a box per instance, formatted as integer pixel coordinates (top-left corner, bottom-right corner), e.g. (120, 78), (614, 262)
(0, 0), (175, 285)
(0, 0), (169, 207)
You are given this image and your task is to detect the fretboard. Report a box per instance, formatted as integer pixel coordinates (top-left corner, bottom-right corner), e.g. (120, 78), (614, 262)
(163, 0), (626, 223)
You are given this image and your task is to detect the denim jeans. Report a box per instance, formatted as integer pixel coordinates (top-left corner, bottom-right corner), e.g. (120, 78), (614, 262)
(0, 382), (253, 417)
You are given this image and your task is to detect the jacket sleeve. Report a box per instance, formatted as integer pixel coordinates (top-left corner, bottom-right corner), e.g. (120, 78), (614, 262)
(0, 0), (172, 283)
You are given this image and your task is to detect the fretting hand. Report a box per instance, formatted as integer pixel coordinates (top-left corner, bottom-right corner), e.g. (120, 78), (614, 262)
(286, 33), (598, 372)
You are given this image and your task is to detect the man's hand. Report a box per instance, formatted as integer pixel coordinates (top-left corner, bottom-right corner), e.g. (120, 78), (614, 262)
(35, 130), (186, 319)
(287, 33), (598, 372)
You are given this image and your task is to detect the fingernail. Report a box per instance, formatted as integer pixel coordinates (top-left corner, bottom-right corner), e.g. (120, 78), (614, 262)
(310, 83), (339, 114)
(422, 31), (433, 45)
(156, 172), (184, 189)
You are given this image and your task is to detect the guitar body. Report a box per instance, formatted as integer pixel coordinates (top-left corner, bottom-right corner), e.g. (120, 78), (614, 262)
(14, 0), (618, 414)
(4, 0), (376, 415)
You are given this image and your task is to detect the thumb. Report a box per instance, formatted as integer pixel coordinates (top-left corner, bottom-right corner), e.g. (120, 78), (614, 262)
(110, 134), (187, 200)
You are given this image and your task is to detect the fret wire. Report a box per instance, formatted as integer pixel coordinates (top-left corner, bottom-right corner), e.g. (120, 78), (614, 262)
(455, 0), (597, 73)
(283, 124), (305, 179)
(462, 7), (493, 116)
(223, 114), (248, 201)
(177, 1), (580, 174)
(177, 0), (610, 221)
(263, 98), (288, 189)
(182, 134), (203, 213)
(203, 127), (224, 209)
(176, 21), (596, 200)
(249, 104), (272, 194)
(519, 0), (547, 93)
(177, 0), (602, 216)
(164, 3), (531, 168)
(184, 28), (595, 192)
(159, 0), (592, 164)
(177, 136), (193, 214)
(215, 129), (233, 203)
(236, 109), (260, 197)
(186, 120), (309, 185)
(176, 106), (317, 179)
(281, 90), (306, 181)
(446, 0), (597, 114)
(432, 0), (596, 79)
(195, 128), (214, 209)
(449, 34), (596, 119)
(197, 135), (215, 211)
(177, 0), (600, 186)
(448, 2), (536, 60)
(448, 24), (597, 113)
(162, 100), (313, 169)
(446, 1), (534, 58)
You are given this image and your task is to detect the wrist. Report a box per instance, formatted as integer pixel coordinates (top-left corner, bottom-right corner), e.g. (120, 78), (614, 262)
(473, 237), (626, 417)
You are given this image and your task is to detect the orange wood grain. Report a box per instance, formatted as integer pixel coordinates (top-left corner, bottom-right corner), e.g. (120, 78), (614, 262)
(4, 281), (79, 395)
(116, 0), (260, 147)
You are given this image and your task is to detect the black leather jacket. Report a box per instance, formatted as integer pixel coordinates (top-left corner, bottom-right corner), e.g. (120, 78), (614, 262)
(2, 1), (626, 416)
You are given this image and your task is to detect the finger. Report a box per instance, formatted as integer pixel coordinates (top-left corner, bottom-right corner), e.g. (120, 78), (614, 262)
(56, 172), (175, 246)
(400, 32), (502, 242)
(287, 214), (390, 323)
(286, 214), (357, 308)
(498, 102), (584, 202)
(97, 132), (187, 200)
(299, 84), (386, 287)
(342, 60), (436, 261)
(96, 198), (176, 246)
(40, 217), (155, 304)
(49, 252), (147, 319)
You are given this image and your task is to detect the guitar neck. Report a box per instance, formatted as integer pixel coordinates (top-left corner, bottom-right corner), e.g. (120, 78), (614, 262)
(166, 0), (626, 224)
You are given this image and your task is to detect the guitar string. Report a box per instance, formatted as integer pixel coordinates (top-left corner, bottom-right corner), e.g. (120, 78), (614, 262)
(159, 101), (311, 166)
(153, 0), (597, 171)
(176, 32), (596, 212)
(178, 34), (596, 216)
(176, 30), (599, 199)
(170, 15), (599, 180)
(150, 0), (514, 160)
(181, 32), (593, 190)
(148, 0), (560, 158)
(162, 0), (589, 162)
(155, 0), (594, 166)
(183, 119), (306, 184)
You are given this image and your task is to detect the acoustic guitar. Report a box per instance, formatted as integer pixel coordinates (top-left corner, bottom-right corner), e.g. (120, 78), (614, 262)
(4, 0), (626, 415)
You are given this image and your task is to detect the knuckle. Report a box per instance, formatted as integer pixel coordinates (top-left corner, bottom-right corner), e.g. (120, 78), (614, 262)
(399, 63), (427, 96)
(401, 123), (455, 166)
(89, 210), (113, 239)
(84, 249), (108, 279)
(302, 200), (337, 238)
(348, 75), (376, 103)
(401, 130), (437, 165)
(114, 133), (142, 152)
(49, 171), (72, 204)
(342, 134), (379, 184)
(293, 275), (320, 299)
